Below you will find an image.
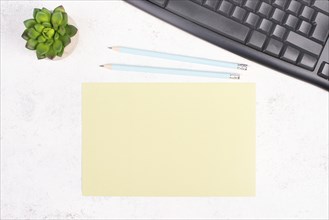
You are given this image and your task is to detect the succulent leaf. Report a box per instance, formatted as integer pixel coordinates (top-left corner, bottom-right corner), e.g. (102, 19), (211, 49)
(37, 35), (47, 43)
(54, 5), (66, 13)
(57, 48), (64, 57)
(36, 43), (50, 55)
(36, 51), (46, 60)
(42, 22), (52, 28)
(54, 32), (60, 40)
(24, 19), (37, 28)
(21, 29), (29, 40)
(33, 8), (41, 19)
(46, 47), (57, 59)
(53, 39), (63, 53)
(51, 12), (63, 29)
(34, 24), (44, 33)
(36, 11), (50, 23)
(42, 28), (49, 38)
(42, 27), (51, 32)
(45, 28), (55, 39)
(59, 34), (71, 47)
(41, 8), (52, 17)
(66, 25), (77, 37)
(45, 39), (54, 46)
(58, 26), (66, 36)
(62, 13), (68, 27)
(27, 28), (40, 39)
(26, 39), (38, 50)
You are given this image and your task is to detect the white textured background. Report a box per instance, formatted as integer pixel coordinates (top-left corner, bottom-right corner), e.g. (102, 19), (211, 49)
(1, 1), (328, 219)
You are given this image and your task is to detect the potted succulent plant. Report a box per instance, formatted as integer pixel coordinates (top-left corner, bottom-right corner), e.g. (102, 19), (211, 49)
(22, 5), (78, 60)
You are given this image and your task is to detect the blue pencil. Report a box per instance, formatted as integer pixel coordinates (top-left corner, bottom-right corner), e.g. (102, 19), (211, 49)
(109, 46), (248, 70)
(100, 64), (240, 79)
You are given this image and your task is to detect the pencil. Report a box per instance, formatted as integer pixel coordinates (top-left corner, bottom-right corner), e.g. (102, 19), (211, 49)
(109, 46), (248, 70)
(100, 64), (240, 79)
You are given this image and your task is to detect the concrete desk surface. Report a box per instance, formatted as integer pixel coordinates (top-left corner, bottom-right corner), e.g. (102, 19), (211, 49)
(1, 1), (328, 219)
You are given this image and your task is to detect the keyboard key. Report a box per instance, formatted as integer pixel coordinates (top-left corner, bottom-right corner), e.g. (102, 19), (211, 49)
(217, 0), (233, 16)
(282, 46), (300, 64)
(298, 54), (317, 70)
(191, 0), (204, 4)
(231, 6), (247, 21)
(166, 0), (250, 43)
(204, 0), (220, 10)
(284, 15), (298, 29)
(300, 0), (312, 6)
(271, 8), (285, 23)
(271, 25), (286, 39)
(230, 0), (243, 6)
(297, 21), (312, 36)
(311, 12), (329, 43)
(286, 0), (302, 16)
(285, 31), (323, 56)
(244, 0), (260, 12)
(264, 38), (284, 57)
(148, 0), (168, 7)
(261, 0), (272, 4)
(258, 19), (273, 34)
(245, 12), (260, 27)
(318, 62), (329, 79)
(257, 2), (273, 18)
(300, 6), (314, 21)
(247, 31), (267, 50)
(313, 0), (329, 16)
(273, 0), (286, 9)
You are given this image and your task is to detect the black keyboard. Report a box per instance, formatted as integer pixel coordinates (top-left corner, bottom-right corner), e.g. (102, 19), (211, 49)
(125, 0), (329, 91)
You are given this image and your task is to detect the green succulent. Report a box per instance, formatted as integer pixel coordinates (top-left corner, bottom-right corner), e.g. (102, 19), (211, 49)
(22, 5), (78, 60)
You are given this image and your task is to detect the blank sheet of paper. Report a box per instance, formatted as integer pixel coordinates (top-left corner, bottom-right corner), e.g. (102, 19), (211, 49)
(82, 83), (255, 196)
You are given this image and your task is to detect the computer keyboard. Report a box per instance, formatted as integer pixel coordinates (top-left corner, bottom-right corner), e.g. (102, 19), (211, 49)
(125, 0), (329, 91)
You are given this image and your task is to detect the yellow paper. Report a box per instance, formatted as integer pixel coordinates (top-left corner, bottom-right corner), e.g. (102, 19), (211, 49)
(82, 83), (255, 196)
